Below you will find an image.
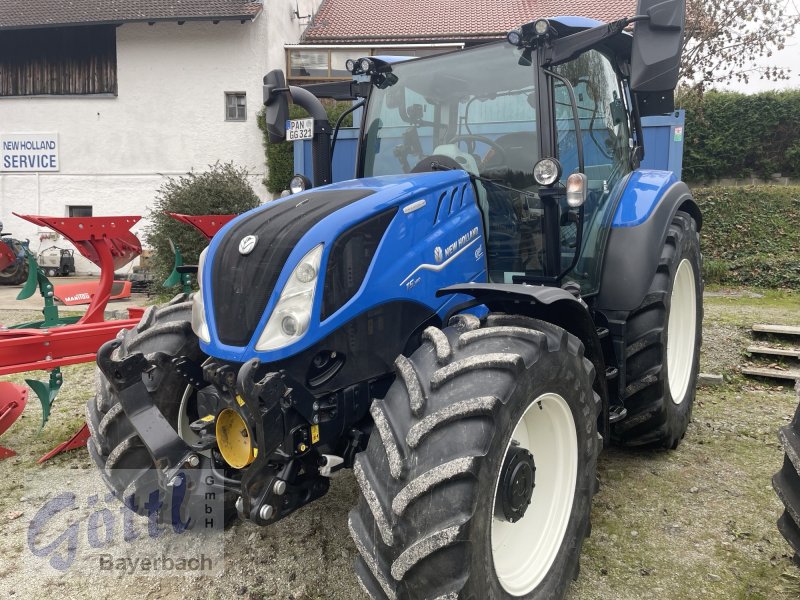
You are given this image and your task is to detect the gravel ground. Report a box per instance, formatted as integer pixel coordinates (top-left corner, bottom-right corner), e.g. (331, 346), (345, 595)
(0, 292), (799, 600)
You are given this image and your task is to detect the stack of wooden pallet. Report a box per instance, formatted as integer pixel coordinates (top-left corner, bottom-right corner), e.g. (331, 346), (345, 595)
(742, 324), (800, 381)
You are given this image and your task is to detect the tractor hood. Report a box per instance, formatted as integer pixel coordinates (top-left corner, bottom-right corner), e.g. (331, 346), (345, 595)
(193, 169), (486, 363)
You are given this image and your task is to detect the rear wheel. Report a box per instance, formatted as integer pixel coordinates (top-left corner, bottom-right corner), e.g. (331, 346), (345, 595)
(613, 210), (703, 449)
(350, 314), (600, 599)
(774, 385), (800, 563)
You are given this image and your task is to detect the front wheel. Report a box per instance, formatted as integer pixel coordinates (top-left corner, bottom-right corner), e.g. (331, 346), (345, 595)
(350, 314), (600, 599)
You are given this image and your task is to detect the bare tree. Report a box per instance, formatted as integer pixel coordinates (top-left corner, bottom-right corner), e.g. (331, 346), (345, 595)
(681, 0), (800, 88)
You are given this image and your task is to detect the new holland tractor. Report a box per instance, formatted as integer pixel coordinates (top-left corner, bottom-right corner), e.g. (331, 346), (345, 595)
(87, 1), (702, 597)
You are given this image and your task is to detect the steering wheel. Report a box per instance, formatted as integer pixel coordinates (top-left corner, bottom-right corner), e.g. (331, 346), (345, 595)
(447, 134), (508, 165)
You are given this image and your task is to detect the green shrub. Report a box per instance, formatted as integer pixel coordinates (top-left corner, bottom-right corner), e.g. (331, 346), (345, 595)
(258, 102), (354, 194)
(145, 162), (261, 294)
(694, 185), (800, 289)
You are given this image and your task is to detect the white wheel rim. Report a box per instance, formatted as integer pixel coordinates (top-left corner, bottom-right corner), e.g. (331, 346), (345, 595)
(491, 392), (578, 596)
(666, 258), (697, 405)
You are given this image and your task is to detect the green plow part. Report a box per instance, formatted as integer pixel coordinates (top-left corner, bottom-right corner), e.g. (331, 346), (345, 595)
(16, 252), (40, 300)
(25, 368), (63, 430)
(163, 240), (193, 295)
(12, 249), (78, 329)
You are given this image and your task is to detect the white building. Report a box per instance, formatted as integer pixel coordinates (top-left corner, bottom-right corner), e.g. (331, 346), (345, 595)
(0, 0), (320, 272)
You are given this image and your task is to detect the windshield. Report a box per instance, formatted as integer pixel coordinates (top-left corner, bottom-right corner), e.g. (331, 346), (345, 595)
(361, 42), (537, 182)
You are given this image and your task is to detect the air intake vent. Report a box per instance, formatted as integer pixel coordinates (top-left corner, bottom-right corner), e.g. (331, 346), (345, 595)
(211, 189), (374, 347)
(320, 208), (398, 321)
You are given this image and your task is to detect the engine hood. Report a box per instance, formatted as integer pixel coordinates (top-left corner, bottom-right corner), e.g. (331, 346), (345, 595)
(198, 169), (484, 362)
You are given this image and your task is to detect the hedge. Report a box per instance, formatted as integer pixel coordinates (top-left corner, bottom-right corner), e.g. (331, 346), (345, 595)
(680, 90), (800, 182)
(694, 185), (800, 289)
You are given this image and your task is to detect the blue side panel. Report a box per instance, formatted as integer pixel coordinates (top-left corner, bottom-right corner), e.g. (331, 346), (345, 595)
(611, 169), (677, 228)
(295, 128), (359, 183)
(641, 110), (684, 180)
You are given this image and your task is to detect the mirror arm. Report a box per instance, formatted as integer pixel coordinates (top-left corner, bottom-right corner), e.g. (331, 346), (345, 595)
(288, 85), (333, 187)
(544, 18), (637, 66)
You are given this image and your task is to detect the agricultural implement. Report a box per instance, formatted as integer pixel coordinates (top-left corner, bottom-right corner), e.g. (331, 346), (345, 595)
(0, 212), (236, 460)
(163, 212), (237, 294)
(0, 214), (143, 459)
(87, 1), (702, 597)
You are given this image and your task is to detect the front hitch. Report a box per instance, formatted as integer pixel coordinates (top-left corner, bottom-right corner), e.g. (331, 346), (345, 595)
(96, 340), (229, 499)
(234, 360), (327, 524)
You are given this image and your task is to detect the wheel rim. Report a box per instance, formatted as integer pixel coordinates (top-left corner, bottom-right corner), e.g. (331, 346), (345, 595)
(666, 258), (697, 405)
(491, 392), (578, 596)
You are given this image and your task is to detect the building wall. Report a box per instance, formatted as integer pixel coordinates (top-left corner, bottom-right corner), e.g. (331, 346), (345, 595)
(0, 0), (319, 273)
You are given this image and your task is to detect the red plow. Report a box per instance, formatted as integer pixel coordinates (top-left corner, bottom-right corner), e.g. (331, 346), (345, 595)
(0, 212), (236, 462)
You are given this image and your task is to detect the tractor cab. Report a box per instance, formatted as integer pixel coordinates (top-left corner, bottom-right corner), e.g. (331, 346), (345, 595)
(356, 25), (637, 294)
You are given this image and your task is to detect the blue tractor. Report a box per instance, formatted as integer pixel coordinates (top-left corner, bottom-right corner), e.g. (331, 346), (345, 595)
(88, 1), (702, 597)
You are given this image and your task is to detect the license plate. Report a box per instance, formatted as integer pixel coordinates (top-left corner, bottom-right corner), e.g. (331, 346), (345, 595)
(286, 118), (314, 141)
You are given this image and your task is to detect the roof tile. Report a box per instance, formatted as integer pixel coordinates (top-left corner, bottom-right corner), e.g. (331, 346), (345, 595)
(0, 1), (262, 30)
(303, 0), (635, 43)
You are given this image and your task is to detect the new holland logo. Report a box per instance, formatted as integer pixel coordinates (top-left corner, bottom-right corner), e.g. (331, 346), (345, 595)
(434, 246), (443, 263)
(239, 235), (258, 255)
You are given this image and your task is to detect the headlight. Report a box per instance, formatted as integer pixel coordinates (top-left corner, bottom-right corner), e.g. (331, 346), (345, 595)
(191, 289), (210, 343)
(289, 174), (311, 195)
(191, 247), (211, 342)
(533, 157), (562, 186)
(533, 19), (550, 36)
(196, 247), (208, 286)
(255, 244), (324, 351)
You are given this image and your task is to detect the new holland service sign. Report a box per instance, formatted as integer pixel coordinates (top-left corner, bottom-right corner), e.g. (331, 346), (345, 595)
(1, 133), (59, 172)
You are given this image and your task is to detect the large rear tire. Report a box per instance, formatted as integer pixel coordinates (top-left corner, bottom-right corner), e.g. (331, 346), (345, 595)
(350, 314), (600, 599)
(86, 296), (235, 523)
(612, 210), (703, 449)
(774, 384), (800, 563)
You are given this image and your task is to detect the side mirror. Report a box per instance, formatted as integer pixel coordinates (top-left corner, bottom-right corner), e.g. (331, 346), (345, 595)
(263, 70), (289, 144)
(630, 0), (685, 94)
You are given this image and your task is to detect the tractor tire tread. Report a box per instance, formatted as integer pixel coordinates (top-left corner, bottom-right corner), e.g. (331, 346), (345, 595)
(612, 210), (702, 449)
(350, 314), (599, 600)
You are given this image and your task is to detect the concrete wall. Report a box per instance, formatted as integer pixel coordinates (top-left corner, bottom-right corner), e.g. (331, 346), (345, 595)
(0, 0), (320, 273)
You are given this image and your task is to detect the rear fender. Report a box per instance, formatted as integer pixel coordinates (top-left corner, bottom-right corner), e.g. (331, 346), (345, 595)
(597, 173), (701, 313)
